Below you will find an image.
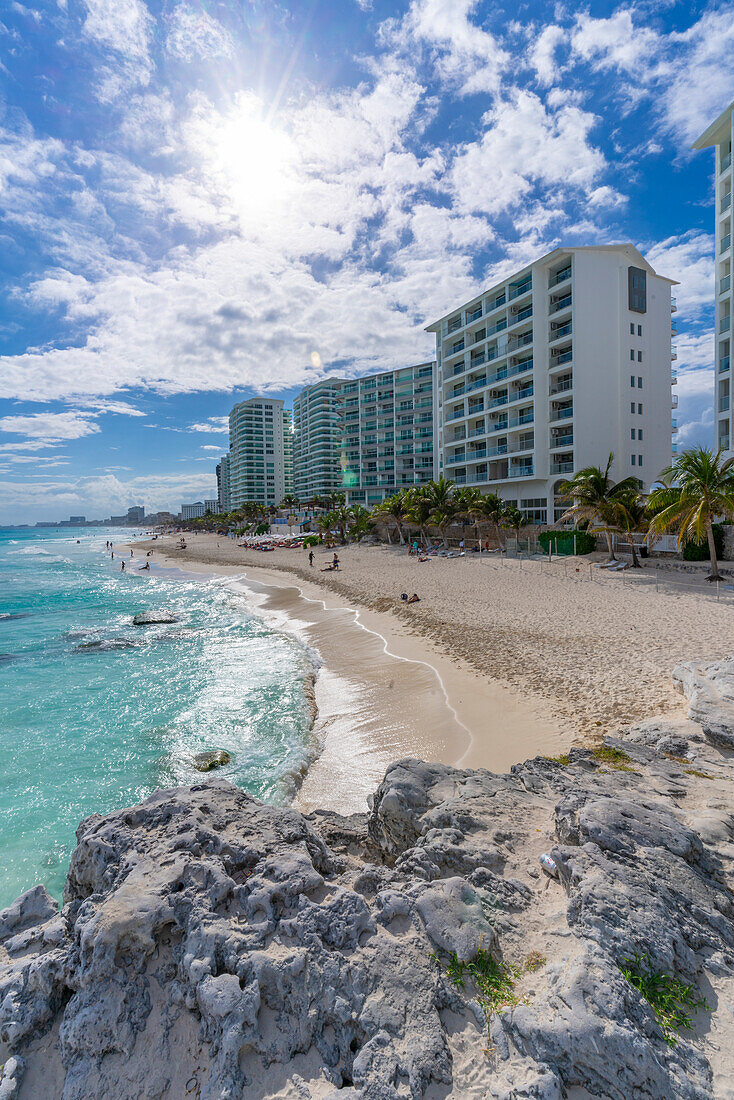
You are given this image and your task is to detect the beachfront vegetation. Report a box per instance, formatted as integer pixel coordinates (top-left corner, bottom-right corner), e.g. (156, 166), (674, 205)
(647, 447), (734, 579)
(180, 446), (733, 569)
(558, 454), (642, 563)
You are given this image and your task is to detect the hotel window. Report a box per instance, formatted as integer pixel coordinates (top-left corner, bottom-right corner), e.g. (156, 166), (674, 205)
(638, 454), (643, 466)
(631, 375), (636, 387)
(638, 429), (643, 440)
(628, 266), (647, 313)
(630, 323), (634, 335)
(631, 402), (636, 413)
(631, 428), (636, 440)
(638, 403), (643, 414)
(638, 324), (642, 336)
(638, 377), (643, 388)
(631, 455), (636, 465)
(638, 351), (643, 363)
(630, 349), (635, 361)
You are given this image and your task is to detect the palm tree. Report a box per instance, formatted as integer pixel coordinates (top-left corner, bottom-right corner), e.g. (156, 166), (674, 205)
(316, 511), (335, 544)
(406, 487), (433, 547)
(280, 493), (299, 513)
(454, 486), (485, 550)
(331, 502), (352, 545)
(614, 491), (647, 568)
(479, 492), (507, 551)
(559, 454), (641, 562)
(647, 447), (734, 580)
(349, 505), (371, 542)
(374, 490), (411, 545)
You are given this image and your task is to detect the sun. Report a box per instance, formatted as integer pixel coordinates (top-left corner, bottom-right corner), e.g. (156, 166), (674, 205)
(206, 93), (295, 216)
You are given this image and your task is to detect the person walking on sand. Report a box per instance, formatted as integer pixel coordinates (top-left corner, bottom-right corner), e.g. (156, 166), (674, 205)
(121, 561), (125, 571)
(309, 551), (314, 567)
(332, 553), (339, 569)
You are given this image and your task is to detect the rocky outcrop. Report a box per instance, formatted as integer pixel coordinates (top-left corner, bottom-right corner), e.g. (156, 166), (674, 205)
(2, 686), (734, 1098)
(674, 657), (734, 749)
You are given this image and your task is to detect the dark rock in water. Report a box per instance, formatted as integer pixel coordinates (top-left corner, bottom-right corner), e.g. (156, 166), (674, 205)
(0, 653), (16, 664)
(73, 638), (140, 653)
(192, 749), (231, 772)
(132, 610), (179, 625)
(0, 613), (29, 622)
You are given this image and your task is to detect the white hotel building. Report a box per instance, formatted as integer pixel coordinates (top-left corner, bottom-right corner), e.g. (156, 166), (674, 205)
(228, 397), (293, 510)
(427, 245), (677, 524)
(693, 102), (733, 454)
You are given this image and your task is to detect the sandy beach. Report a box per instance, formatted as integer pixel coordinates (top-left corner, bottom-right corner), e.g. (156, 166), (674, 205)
(128, 532), (734, 810)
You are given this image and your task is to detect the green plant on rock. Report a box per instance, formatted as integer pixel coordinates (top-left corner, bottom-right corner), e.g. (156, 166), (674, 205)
(618, 953), (709, 1046)
(592, 745), (637, 772)
(443, 949), (522, 1019)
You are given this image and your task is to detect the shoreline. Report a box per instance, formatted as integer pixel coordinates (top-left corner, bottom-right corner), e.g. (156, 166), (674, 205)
(126, 536), (570, 812)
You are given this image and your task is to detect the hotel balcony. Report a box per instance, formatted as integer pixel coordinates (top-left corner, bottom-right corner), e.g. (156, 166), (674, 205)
(508, 276), (532, 301)
(722, 151), (732, 173)
(549, 376), (572, 396)
(548, 265), (572, 289)
(550, 459), (574, 475)
(722, 233), (731, 253)
(508, 409), (534, 428)
(549, 292), (572, 315)
(672, 393), (679, 408)
(508, 305), (533, 328)
(671, 370), (678, 384)
(722, 275), (731, 294)
(550, 404), (573, 423)
(721, 355), (731, 373)
(719, 397), (730, 413)
(671, 346), (678, 360)
(549, 347), (573, 370)
(550, 431), (573, 449)
(508, 464), (534, 479)
(671, 296), (677, 311)
(549, 320), (572, 343)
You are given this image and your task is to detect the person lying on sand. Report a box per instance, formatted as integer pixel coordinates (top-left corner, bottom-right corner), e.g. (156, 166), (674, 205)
(321, 564), (336, 572)
(406, 593), (420, 604)
(418, 555), (429, 562)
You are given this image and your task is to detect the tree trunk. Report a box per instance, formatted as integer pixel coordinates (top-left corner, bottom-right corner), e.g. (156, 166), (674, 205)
(706, 517), (720, 579)
(605, 530), (616, 561)
(630, 535), (640, 568)
(385, 524), (393, 545)
(397, 521), (405, 545)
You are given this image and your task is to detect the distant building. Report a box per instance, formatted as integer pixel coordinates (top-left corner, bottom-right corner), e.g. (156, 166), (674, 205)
(228, 398), (293, 509)
(126, 506), (145, 524)
(69, 515), (86, 524)
(204, 499), (218, 514)
(692, 102), (733, 454)
(216, 454), (231, 512)
(109, 515), (127, 525)
(181, 502), (207, 520)
(292, 365), (437, 507)
(144, 511), (177, 525)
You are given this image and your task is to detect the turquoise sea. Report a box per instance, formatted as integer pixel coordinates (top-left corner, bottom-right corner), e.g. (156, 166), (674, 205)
(0, 527), (318, 909)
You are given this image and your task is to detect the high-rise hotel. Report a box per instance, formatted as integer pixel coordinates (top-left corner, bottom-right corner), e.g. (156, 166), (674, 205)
(292, 364), (437, 506)
(227, 397), (293, 509)
(693, 101), (733, 455)
(427, 245), (677, 524)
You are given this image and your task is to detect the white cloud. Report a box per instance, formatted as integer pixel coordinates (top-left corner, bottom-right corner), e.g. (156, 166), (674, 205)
(0, 411), (101, 440)
(661, 10), (734, 144)
(81, 0), (152, 61)
(0, 470), (219, 520)
(380, 0), (509, 95)
(530, 25), (564, 86)
(570, 11), (660, 74)
(200, 444), (222, 451)
(188, 417), (230, 433)
(646, 232), (713, 317)
(166, 5), (234, 61)
(449, 90), (605, 216)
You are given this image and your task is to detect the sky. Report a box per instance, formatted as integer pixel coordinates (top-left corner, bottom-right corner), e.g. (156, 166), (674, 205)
(0, 0), (732, 523)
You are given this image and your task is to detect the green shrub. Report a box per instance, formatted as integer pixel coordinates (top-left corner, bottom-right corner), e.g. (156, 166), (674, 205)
(302, 535), (320, 548)
(682, 523), (724, 561)
(618, 953), (709, 1045)
(538, 530), (596, 556)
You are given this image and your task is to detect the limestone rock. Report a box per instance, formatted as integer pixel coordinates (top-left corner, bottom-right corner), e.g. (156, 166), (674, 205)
(673, 657), (734, 749)
(2, 726), (734, 1098)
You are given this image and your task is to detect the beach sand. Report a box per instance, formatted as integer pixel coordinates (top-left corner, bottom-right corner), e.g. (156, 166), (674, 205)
(128, 533), (734, 811)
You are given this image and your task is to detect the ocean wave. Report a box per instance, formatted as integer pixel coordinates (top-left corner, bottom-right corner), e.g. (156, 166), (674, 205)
(7, 546), (53, 556)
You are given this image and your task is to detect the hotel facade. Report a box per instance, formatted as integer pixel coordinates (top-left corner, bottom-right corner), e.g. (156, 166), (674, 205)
(426, 244), (677, 524)
(227, 397), (293, 510)
(292, 364), (437, 506)
(693, 102), (733, 454)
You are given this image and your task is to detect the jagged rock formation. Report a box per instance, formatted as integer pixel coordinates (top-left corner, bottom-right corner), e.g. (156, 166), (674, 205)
(2, 663), (734, 1099)
(132, 611), (179, 626)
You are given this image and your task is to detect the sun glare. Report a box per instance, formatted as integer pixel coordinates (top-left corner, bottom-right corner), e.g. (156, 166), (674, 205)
(207, 94), (296, 216)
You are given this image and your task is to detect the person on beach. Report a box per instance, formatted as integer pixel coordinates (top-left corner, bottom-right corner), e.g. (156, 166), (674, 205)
(407, 593), (420, 604)
(121, 561), (125, 571)
(332, 553), (339, 569)
(111, 551), (114, 559)
(309, 551), (314, 566)
(401, 592), (408, 601)
(130, 550), (133, 557)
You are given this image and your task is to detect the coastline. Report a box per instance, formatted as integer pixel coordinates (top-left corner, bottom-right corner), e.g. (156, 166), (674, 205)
(125, 535), (569, 812)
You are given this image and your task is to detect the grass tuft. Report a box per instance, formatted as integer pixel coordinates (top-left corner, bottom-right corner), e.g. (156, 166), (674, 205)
(439, 947), (546, 1020)
(524, 951), (546, 972)
(618, 952), (709, 1046)
(592, 744), (637, 772)
(543, 753), (571, 766)
(684, 768), (715, 779)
